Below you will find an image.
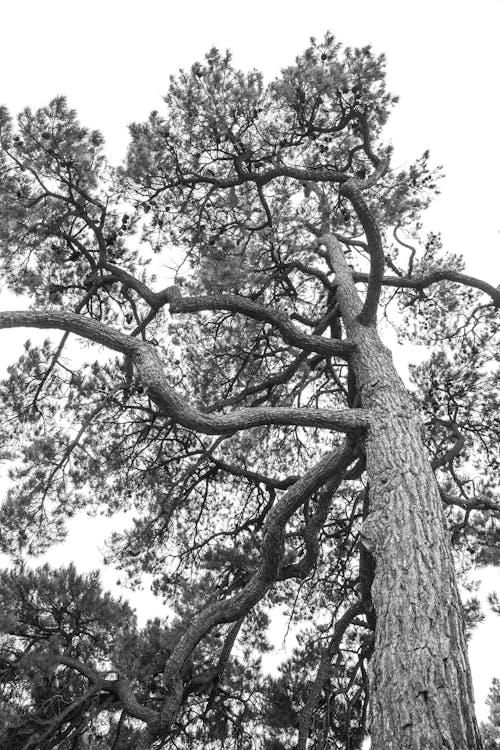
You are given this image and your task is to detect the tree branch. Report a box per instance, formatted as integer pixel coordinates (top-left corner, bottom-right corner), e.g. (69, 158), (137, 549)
(352, 270), (500, 307)
(135, 345), (370, 434)
(297, 601), (364, 750)
(150, 164), (352, 195)
(157, 443), (357, 729)
(0, 310), (134, 354)
(339, 180), (384, 326)
(207, 452), (299, 490)
(0, 310), (370, 435)
(280, 461), (352, 580)
(58, 655), (159, 725)
(430, 419), (465, 470)
(20, 684), (102, 750)
(167, 292), (353, 359)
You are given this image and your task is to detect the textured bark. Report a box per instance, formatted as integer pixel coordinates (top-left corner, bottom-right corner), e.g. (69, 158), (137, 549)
(324, 235), (483, 750)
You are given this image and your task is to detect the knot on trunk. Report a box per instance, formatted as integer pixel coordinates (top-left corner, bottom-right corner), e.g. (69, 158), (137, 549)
(360, 510), (386, 554)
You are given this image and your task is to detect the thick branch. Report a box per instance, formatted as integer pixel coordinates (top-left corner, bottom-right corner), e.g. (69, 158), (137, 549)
(58, 655), (158, 725)
(104, 262), (160, 306)
(167, 292), (353, 359)
(430, 419), (465, 470)
(339, 180), (384, 325)
(135, 345), (369, 434)
(155, 164), (351, 193)
(0, 310), (134, 354)
(439, 488), (500, 515)
(0, 310), (370, 435)
(158, 444), (357, 729)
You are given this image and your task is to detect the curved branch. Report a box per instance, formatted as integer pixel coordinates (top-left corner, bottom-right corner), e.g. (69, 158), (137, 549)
(439, 489), (500, 515)
(58, 655), (158, 724)
(103, 262), (160, 306)
(339, 180), (384, 326)
(284, 260), (335, 290)
(393, 224), (416, 276)
(352, 270), (500, 307)
(0, 310), (135, 354)
(357, 113), (382, 169)
(0, 310), (370, 435)
(280, 457), (353, 580)
(167, 292), (353, 359)
(430, 419), (465, 470)
(207, 453), (298, 490)
(87, 274), (353, 358)
(157, 443), (357, 729)
(135, 345), (369, 435)
(151, 164), (351, 195)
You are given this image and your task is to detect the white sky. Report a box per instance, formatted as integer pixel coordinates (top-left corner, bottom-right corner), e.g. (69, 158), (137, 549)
(1, 0), (500, 723)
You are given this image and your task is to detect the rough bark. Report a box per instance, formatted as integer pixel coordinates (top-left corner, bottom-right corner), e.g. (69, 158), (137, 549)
(324, 235), (483, 750)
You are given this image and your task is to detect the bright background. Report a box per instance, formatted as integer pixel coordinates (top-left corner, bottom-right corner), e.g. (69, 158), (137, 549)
(1, 0), (499, 722)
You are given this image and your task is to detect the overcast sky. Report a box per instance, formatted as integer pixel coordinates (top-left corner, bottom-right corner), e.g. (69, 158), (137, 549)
(1, 0), (500, 722)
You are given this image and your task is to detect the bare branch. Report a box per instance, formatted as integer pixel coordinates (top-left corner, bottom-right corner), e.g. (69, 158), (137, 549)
(149, 164), (352, 196)
(430, 419), (466, 470)
(352, 270), (500, 307)
(0, 310), (135, 354)
(207, 452), (298, 490)
(280, 460), (352, 580)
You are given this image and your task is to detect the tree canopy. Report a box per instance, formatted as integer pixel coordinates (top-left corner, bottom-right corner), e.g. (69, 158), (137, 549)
(0, 34), (498, 749)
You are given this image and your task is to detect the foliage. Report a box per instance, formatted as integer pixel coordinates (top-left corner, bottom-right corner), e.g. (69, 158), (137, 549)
(481, 678), (500, 749)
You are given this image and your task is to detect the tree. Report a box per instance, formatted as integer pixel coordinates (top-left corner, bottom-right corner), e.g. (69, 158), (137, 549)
(0, 33), (498, 749)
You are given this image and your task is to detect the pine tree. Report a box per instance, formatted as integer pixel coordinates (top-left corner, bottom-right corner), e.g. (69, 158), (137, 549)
(0, 34), (499, 748)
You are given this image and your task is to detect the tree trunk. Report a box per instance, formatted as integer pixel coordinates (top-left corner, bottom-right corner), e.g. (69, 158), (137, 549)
(326, 237), (483, 749)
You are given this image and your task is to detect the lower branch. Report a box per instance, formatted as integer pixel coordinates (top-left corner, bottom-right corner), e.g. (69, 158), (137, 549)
(297, 601), (364, 750)
(58, 655), (158, 725)
(134, 345), (370, 434)
(153, 443), (357, 734)
(280, 466), (350, 580)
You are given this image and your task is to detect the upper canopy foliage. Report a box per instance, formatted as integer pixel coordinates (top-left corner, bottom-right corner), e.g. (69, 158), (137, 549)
(0, 33), (498, 749)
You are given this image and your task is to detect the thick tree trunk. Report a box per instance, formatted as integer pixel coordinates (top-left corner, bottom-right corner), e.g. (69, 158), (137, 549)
(326, 237), (483, 749)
